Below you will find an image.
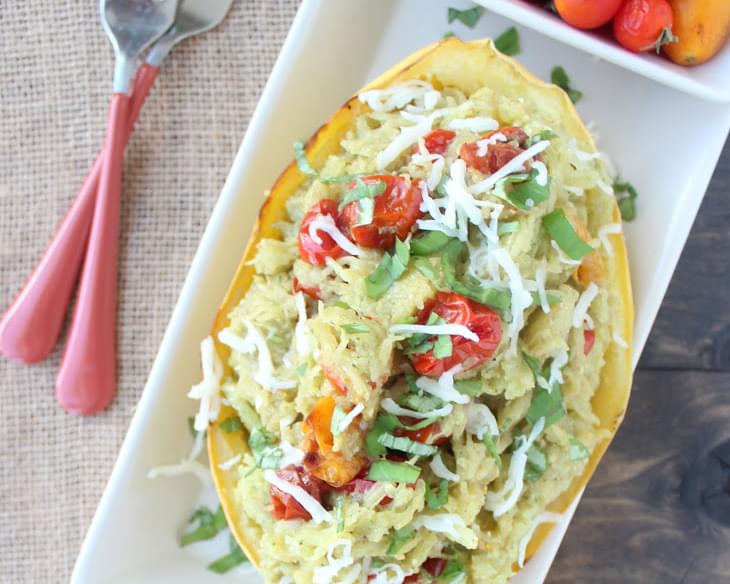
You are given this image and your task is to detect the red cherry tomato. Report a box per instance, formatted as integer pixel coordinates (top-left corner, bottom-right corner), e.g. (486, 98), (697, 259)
(459, 126), (529, 175)
(292, 277), (321, 300)
(583, 329), (596, 355)
(555, 0), (623, 29)
(322, 366), (348, 396)
(339, 176), (422, 249)
(422, 558), (447, 577)
(613, 0), (675, 53)
(270, 466), (328, 521)
(298, 199), (348, 266)
(409, 292), (502, 377)
(423, 129), (456, 155)
(394, 417), (448, 445)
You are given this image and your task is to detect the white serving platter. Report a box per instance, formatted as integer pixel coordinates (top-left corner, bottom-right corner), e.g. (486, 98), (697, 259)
(71, 0), (730, 582)
(478, 0), (730, 103)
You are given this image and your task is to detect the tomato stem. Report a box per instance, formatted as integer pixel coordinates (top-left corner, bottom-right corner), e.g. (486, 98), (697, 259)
(653, 26), (679, 54)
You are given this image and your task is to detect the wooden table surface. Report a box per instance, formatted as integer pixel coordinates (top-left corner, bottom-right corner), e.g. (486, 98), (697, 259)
(548, 138), (730, 583)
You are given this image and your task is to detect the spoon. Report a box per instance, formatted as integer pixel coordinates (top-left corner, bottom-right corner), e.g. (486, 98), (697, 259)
(0, 1), (234, 372)
(53, 0), (179, 415)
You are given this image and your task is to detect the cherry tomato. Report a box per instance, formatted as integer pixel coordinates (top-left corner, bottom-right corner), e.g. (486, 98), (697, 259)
(459, 126), (529, 175)
(301, 396), (367, 487)
(298, 199), (348, 266)
(322, 366), (348, 396)
(583, 329), (596, 355)
(422, 558), (447, 577)
(394, 417), (448, 445)
(555, 0), (623, 29)
(409, 292), (502, 377)
(423, 129), (456, 155)
(613, 0), (675, 53)
(270, 465), (328, 521)
(339, 176), (422, 249)
(292, 277), (321, 300)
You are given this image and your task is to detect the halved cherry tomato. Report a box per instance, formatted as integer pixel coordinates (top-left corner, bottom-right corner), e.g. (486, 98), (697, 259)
(298, 199), (347, 266)
(459, 126), (529, 175)
(301, 396), (367, 487)
(409, 292), (502, 377)
(613, 0), (675, 53)
(422, 558), (447, 577)
(270, 465), (328, 521)
(292, 277), (321, 300)
(394, 417), (448, 445)
(339, 176), (422, 249)
(322, 366), (348, 396)
(423, 129), (456, 155)
(555, 0), (623, 29)
(583, 329), (596, 355)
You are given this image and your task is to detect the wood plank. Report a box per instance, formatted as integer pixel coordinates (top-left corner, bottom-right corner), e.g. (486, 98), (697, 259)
(639, 139), (730, 371)
(547, 369), (730, 583)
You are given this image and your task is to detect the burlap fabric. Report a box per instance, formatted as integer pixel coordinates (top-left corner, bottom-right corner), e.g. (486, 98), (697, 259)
(0, 1), (299, 581)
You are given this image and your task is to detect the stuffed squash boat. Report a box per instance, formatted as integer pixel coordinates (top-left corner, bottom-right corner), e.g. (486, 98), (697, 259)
(196, 39), (633, 583)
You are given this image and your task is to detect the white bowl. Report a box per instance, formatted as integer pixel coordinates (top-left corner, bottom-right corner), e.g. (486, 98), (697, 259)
(478, 0), (730, 102)
(71, 1), (730, 582)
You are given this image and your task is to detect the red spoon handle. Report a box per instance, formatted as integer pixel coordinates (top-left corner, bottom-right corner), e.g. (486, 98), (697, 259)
(0, 65), (160, 365)
(56, 93), (130, 415)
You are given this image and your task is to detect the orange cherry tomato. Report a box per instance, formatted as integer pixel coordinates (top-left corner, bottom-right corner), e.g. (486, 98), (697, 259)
(339, 176), (422, 249)
(613, 0), (675, 53)
(409, 292), (502, 377)
(459, 126), (529, 175)
(270, 465), (328, 521)
(555, 0), (623, 29)
(298, 199), (348, 266)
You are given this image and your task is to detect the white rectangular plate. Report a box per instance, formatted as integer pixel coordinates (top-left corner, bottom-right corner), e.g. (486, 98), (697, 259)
(479, 0), (730, 103)
(72, 1), (730, 582)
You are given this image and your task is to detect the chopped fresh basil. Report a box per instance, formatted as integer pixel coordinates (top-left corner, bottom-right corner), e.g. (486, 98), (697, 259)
(366, 238), (410, 299)
(454, 378), (482, 397)
(543, 209), (594, 260)
(550, 66), (582, 104)
(435, 174), (450, 197)
(400, 416), (439, 431)
(366, 460), (421, 483)
(399, 392), (444, 413)
(441, 239), (512, 317)
(526, 384), (566, 428)
(219, 416), (243, 433)
(614, 179), (638, 222)
(342, 323), (370, 334)
(403, 312), (442, 355)
(522, 351), (545, 383)
(355, 196), (375, 227)
(331, 405), (347, 436)
(442, 31), (456, 39)
(367, 415), (401, 457)
(425, 479), (449, 510)
(248, 427), (282, 469)
(529, 129), (558, 147)
(569, 437), (590, 460)
(498, 221), (520, 235)
(433, 334), (453, 359)
(495, 168), (550, 211)
(293, 141), (358, 184)
(411, 231), (453, 256)
(377, 433), (439, 456)
(207, 534), (249, 574)
(525, 446), (547, 482)
(494, 26), (520, 56)
(483, 432), (502, 469)
(295, 362), (307, 376)
(235, 400), (261, 432)
(330, 300), (350, 309)
(187, 416), (197, 438)
(440, 554), (468, 581)
(530, 290), (562, 308)
(339, 178), (386, 209)
(447, 5), (484, 28)
(387, 527), (416, 555)
(180, 505), (227, 547)
(413, 256), (440, 281)
(335, 496), (345, 533)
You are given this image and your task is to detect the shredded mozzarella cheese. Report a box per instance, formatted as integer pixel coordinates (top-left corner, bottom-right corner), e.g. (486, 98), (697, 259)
(471, 140), (550, 194)
(598, 222), (622, 257)
(613, 329), (629, 349)
(476, 132), (506, 157)
(337, 404), (364, 433)
(532, 160), (549, 187)
(430, 452), (460, 482)
(415, 364), (469, 405)
(491, 248), (532, 356)
(595, 179), (613, 195)
(279, 441), (305, 468)
(535, 259), (550, 314)
(369, 563), (407, 584)
(294, 292), (310, 355)
(313, 539), (357, 584)
(376, 110), (445, 170)
(389, 323), (479, 342)
(572, 283), (599, 328)
(412, 139), (446, 190)
(547, 348), (569, 389)
(465, 403), (499, 440)
(411, 513), (478, 549)
(563, 185), (585, 197)
(550, 240), (581, 266)
(485, 417), (545, 517)
(187, 336), (223, 433)
(308, 214), (365, 257)
(381, 398), (453, 420)
(217, 454), (242, 471)
(448, 116), (498, 132)
(147, 429), (212, 485)
(517, 512), (563, 568)
(358, 80), (439, 113)
(264, 470), (333, 524)
(219, 324), (297, 391)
